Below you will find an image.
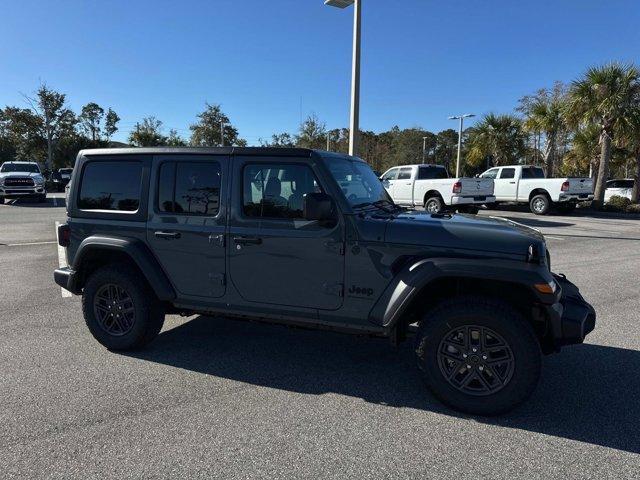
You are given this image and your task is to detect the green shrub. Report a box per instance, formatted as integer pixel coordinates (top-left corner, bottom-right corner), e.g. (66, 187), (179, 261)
(604, 195), (632, 212)
(625, 203), (640, 214)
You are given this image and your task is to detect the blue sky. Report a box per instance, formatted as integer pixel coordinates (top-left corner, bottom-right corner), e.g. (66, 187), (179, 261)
(1, 0), (638, 144)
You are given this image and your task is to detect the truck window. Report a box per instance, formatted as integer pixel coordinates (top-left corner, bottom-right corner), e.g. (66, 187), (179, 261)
(481, 168), (499, 179)
(78, 161), (142, 212)
(499, 168), (515, 179)
(158, 161), (221, 215)
(418, 166), (447, 179)
(243, 164), (321, 219)
(522, 167), (545, 179)
(397, 168), (412, 180)
(381, 169), (398, 181)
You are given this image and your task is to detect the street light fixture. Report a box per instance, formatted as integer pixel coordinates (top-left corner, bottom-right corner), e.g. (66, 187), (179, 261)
(422, 136), (430, 163)
(448, 113), (475, 177)
(325, 0), (361, 157)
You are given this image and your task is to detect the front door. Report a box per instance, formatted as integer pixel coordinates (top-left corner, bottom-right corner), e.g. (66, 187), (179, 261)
(228, 158), (344, 310)
(380, 168), (399, 200)
(147, 155), (228, 299)
(393, 167), (414, 205)
(494, 167), (518, 201)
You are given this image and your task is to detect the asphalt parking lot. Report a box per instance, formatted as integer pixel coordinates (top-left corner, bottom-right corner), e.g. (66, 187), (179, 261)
(1, 194), (639, 479)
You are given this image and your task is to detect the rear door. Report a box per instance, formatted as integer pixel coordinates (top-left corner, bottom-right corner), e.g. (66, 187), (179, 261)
(393, 167), (415, 204)
(228, 157), (345, 310)
(147, 155), (228, 299)
(494, 167), (518, 200)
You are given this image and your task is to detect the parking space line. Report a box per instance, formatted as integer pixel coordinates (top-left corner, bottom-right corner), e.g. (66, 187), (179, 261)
(6, 241), (57, 246)
(55, 221), (72, 298)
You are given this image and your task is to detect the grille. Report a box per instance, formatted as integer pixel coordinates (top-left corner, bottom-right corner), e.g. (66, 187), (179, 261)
(4, 177), (34, 187)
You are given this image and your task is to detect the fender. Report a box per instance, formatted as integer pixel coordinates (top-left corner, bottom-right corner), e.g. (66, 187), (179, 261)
(368, 256), (557, 328)
(72, 236), (176, 301)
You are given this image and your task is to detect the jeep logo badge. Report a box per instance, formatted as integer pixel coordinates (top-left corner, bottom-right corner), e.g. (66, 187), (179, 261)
(348, 285), (374, 296)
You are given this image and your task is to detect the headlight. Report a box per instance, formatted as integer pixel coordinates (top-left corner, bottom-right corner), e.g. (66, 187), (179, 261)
(34, 176), (44, 185)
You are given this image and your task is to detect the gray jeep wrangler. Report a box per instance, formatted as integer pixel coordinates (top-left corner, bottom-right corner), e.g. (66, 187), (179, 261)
(55, 148), (595, 415)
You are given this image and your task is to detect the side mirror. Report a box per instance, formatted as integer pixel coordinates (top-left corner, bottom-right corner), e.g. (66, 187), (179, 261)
(303, 192), (334, 222)
(475, 174), (480, 178)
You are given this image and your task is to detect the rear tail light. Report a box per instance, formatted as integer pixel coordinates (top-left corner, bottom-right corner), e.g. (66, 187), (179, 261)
(452, 181), (462, 194)
(561, 181), (570, 192)
(57, 223), (70, 247)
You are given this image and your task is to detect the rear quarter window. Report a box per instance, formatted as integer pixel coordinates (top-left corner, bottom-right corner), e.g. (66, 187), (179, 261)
(78, 161), (143, 211)
(418, 166), (448, 179)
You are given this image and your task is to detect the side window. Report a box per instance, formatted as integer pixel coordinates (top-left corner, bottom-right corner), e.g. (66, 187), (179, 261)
(78, 161), (142, 211)
(243, 164), (321, 219)
(481, 169), (499, 179)
(382, 169), (398, 181)
(499, 168), (515, 179)
(158, 161), (221, 215)
(418, 166), (448, 179)
(397, 168), (413, 180)
(522, 167), (545, 179)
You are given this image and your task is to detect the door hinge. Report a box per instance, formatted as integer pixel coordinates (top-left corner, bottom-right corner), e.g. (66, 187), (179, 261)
(209, 273), (226, 286)
(209, 234), (225, 247)
(323, 282), (344, 297)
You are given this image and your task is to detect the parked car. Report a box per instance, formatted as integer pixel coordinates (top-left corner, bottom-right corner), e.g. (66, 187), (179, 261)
(55, 147), (595, 415)
(380, 164), (495, 214)
(479, 165), (593, 215)
(0, 161), (47, 204)
(50, 167), (74, 192)
(604, 179), (634, 203)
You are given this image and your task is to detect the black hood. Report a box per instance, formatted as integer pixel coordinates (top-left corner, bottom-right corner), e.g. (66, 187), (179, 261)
(384, 211), (545, 257)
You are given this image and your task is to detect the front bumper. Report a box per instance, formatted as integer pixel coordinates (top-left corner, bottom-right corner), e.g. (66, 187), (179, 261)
(0, 186), (46, 198)
(54, 267), (81, 295)
(545, 274), (596, 348)
(558, 193), (594, 203)
(450, 195), (496, 206)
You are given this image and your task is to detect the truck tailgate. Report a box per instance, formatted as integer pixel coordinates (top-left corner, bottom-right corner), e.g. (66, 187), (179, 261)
(458, 178), (494, 196)
(566, 178), (593, 195)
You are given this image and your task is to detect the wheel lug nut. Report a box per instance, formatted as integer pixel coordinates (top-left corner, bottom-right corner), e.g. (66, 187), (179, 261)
(462, 353), (468, 358)
(472, 348), (477, 353)
(466, 364), (471, 369)
(482, 355), (487, 360)
(479, 366), (484, 371)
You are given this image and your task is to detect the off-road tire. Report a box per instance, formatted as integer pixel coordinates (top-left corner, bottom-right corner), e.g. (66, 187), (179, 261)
(415, 295), (541, 416)
(424, 196), (444, 214)
(82, 264), (165, 351)
(529, 194), (551, 215)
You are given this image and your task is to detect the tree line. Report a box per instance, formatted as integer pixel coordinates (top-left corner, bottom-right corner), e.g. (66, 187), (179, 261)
(1, 62), (639, 206)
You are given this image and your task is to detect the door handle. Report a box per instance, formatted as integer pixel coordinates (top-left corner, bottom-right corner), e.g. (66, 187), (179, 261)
(405, 183), (412, 185)
(233, 236), (262, 245)
(509, 181), (516, 184)
(155, 231), (181, 240)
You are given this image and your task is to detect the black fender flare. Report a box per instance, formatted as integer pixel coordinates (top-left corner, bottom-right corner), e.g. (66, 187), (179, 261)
(72, 236), (176, 301)
(368, 257), (557, 328)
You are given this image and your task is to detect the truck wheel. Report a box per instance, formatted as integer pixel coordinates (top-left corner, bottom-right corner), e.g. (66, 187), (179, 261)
(424, 196), (443, 214)
(82, 264), (165, 351)
(529, 194), (550, 215)
(415, 296), (541, 415)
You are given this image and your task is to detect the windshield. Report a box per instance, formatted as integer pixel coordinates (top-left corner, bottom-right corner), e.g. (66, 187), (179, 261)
(1, 163), (40, 173)
(326, 158), (392, 207)
(60, 168), (73, 174)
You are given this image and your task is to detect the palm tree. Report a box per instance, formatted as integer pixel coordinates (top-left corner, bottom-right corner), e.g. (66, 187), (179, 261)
(523, 97), (566, 177)
(617, 106), (640, 202)
(466, 113), (527, 169)
(562, 123), (601, 180)
(565, 63), (640, 207)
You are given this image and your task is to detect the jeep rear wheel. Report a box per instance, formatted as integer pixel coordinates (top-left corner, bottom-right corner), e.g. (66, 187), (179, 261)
(82, 264), (165, 351)
(415, 296), (541, 415)
(424, 196), (444, 214)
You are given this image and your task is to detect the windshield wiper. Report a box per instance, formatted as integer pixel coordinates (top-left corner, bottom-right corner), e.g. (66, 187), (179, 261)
(352, 199), (400, 214)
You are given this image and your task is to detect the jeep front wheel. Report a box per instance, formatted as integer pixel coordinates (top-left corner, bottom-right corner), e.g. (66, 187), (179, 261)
(82, 264), (165, 350)
(415, 296), (541, 415)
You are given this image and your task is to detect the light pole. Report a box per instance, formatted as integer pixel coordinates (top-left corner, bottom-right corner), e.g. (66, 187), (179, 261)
(448, 113), (475, 177)
(220, 122), (226, 147)
(325, 0), (361, 157)
(422, 136), (430, 163)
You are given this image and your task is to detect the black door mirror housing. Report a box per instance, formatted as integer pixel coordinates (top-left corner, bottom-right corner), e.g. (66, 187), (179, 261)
(304, 192), (334, 221)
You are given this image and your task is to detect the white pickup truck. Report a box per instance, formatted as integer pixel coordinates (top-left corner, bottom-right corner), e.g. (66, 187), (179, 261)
(380, 164), (495, 213)
(479, 165), (594, 215)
